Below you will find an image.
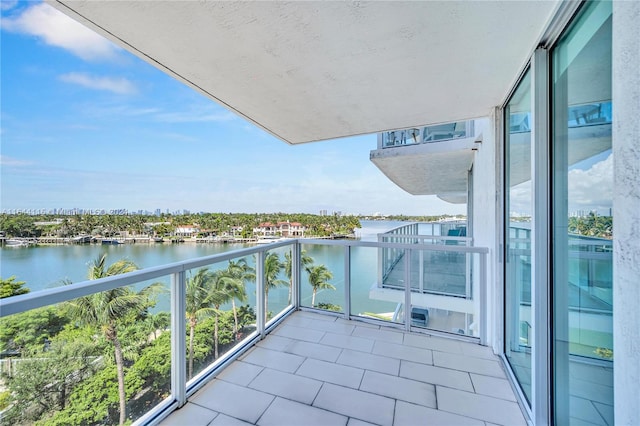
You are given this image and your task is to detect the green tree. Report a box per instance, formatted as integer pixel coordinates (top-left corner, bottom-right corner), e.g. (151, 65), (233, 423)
(284, 250), (314, 304)
(64, 253), (162, 425)
(0, 306), (69, 354)
(224, 259), (253, 337)
(208, 271), (237, 359)
(0, 328), (99, 425)
(186, 268), (216, 379)
(309, 265), (335, 307)
(263, 252), (287, 320)
(0, 276), (30, 298)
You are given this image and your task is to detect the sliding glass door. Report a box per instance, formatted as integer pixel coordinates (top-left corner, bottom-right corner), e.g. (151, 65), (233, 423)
(504, 70), (532, 405)
(551, 1), (613, 424)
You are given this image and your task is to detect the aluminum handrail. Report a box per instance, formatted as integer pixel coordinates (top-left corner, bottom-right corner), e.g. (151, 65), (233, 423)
(0, 237), (489, 426)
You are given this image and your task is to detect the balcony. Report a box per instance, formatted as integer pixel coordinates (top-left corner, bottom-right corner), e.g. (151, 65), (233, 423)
(370, 121), (480, 201)
(0, 236), (520, 425)
(161, 310), (525, 426)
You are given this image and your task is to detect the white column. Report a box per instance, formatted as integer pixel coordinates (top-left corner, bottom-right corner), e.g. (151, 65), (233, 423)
(613, 2), (640, 424)
(470, 115), (498, 349)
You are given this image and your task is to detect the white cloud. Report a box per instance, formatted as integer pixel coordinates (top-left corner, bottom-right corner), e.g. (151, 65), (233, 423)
(568, 153), (613, 213)
(0, 155), (33, 166)
(1, 3), (120, 61)
(0, 0), (18, 11)
(59, 72), (137, 95)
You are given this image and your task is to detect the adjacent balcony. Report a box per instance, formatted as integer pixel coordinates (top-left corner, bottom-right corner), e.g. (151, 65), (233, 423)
(0, 234), (523, 426)
(369, 120), (480, 202)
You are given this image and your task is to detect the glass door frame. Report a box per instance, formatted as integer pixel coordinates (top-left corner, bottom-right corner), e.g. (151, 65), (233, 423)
(498, 2), (584, 425)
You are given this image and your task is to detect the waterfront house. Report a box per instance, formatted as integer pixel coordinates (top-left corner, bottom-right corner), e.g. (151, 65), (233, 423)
(4, 1), (637, 425)
(253, 222), (279, 237)
(277, 221), (306, 238)
(174, 225), (200, 238)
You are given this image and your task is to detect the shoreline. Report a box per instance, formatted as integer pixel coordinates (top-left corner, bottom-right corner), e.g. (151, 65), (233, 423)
(1, 234), (357, 247)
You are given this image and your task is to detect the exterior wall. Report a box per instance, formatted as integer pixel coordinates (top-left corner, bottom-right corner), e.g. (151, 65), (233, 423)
(470, 115), (499, 351)
(612, 1), (640, 423)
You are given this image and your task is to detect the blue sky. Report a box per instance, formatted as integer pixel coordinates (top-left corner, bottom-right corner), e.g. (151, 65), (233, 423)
(0, 1), (464, 216)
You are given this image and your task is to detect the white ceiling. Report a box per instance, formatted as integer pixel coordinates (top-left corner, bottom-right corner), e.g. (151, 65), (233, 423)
(50, 1), (559, 145)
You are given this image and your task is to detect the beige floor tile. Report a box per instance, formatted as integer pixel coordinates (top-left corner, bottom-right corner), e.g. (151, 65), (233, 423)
(296, 358), (364, 389)
(313, 383), (395, 426)
(399, 360), (474, 392)
(216, 360), (263, 386)
(257, 334), (295, 351)
(352, 326), (404, 344)
(249, 368), (322, 404)
(394, 400), (484, 426)
(436, 386), (526, 425)
(273, 324), (326, 343)
(258, 397), (348, 426)
(285, 339), (343, 362)
(337, 349), (400, 376)
(242, 346), (305, 373)
(306, 318), (356, 335)
(433, 351), (504, 378)
(470, 373), (517, 401)
(320, 332), (375, 352)
(190, 380), (274, 424)
(372, 340), (433, 365)
(210, 413), (254, 425)
(360, 370), (436, 408)
(159, 402), (218, 426)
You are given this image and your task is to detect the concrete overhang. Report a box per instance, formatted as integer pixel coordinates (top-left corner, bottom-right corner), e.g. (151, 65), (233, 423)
(370, 135), (479, 198)
(49, 0), (560, 144)
(509, 124), (612, 188)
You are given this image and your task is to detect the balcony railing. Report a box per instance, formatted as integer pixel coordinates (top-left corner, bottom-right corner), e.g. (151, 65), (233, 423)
(378, 121), (475, 149)
(0, 237), (488, 425)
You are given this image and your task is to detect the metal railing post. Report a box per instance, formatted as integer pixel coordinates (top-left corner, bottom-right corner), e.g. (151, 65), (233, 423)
(171, 270), (186, 407)
(292, 242), (301, 310)
(256, 251), (266, 339)
(344, 245), (351, 319)
(479, 252), (488, 345)
(404, 249), (412, 331)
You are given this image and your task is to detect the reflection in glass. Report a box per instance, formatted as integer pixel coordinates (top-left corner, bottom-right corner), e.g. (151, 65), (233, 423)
(505, 69), (532, 404)
(552, 1), (613, 424)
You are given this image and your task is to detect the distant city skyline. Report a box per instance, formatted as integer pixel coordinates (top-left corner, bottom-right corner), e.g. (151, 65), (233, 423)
(0, 1), (465, 216)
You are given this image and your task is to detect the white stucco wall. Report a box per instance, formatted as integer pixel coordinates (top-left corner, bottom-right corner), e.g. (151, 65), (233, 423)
(613, 2), (640, 424)
(470, 114), (500, 351)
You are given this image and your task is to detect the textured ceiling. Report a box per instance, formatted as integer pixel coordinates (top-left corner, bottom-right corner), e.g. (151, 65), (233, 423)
(51, 1), (559, 144)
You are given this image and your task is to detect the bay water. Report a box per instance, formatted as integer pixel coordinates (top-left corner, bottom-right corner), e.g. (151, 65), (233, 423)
(0, 220), (410, 315)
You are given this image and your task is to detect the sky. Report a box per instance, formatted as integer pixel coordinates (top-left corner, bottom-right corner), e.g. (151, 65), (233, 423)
(0, 1), (465, 217)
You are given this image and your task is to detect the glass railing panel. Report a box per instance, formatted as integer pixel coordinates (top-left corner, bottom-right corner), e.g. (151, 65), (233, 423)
(380, 121), (473, 148)
(568, 101), (612, 127)
(0, 279), (171, 425)
(423, 121), (468, 141)
(264, 247), (291, 324)
(299, 243), (344, 313)
(351, 246), (403, 324)
(186, 255), (257, 381)
(408, 249), (477, 337)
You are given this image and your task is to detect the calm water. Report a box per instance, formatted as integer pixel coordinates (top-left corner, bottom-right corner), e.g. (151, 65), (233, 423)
(0, 220), (409, 315)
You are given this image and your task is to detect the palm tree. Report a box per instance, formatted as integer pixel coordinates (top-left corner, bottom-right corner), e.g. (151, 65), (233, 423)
(224, 259), (253, 337)
(263, 252), (287, 320)
(309, 265), (335, 307)
(284, 250), (314, 304)
(207, 271), (234, 359)
(186, 268), (216, 379)
(65, 253), (162, 425)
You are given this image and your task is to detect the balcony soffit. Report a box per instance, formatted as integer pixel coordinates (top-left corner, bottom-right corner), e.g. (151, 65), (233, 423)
(50, 1), (559, 144)
(370, 137), (477, 197)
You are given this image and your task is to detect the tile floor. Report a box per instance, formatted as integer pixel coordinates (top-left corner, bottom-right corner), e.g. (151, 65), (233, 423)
(160, 311), (527, 426)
